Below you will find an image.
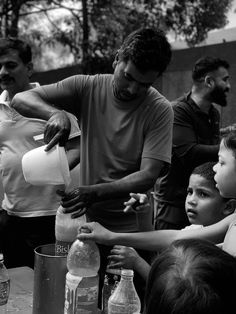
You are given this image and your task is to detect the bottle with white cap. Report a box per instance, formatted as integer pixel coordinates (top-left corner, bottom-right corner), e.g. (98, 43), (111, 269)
(64, 235), (100, 313)
(108, 269), (141, 314)
(0, 254), (10, 314)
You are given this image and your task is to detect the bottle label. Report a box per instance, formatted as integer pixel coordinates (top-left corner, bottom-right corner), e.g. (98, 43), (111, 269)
(64, 275), (99, 314)
(108, 302), (127, 314)
(0, 280), (10, 306)
(108, 301), (140, 314)
(55, 240), (72, 256)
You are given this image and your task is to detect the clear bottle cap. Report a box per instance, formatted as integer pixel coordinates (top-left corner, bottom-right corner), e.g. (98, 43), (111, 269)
(121, 269), (134, 276)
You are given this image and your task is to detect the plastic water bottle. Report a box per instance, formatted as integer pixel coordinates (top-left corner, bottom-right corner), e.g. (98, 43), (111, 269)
(55, 205), (86, 256)
(64, 236), (100, 313)
(108, 269), (141, 314)
(102, 266), (120, 314)
(0, 254), (10, 314)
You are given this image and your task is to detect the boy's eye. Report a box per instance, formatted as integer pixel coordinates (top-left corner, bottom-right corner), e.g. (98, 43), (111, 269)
(187, 188), (192, 195)
(198, 191), (208, 198)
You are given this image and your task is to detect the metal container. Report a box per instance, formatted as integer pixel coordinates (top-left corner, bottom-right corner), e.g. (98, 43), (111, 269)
(33, 243), (67, 314)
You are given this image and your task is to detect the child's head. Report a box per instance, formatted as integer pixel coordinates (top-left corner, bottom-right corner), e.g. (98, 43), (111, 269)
(213, 130), (236, 198)
(185, 162), (234, 226)
(145, 239), (236, 314)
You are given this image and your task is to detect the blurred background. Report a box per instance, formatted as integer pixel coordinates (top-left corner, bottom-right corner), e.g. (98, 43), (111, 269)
(1, 0), (236, 126)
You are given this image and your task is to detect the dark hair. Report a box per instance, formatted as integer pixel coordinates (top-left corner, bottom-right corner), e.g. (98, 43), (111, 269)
(145, 239), (236, 314)
(192, 162), (216, 184)
(118, 28), (172, 76)
(221, 130), (236, 160)
(192, 56), (229, 81)
(0, 37), (32, 64)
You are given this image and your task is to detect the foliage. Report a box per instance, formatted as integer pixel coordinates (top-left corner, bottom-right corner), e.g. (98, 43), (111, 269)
(165, 0), (233, 46)
(0, 0), (233, 71)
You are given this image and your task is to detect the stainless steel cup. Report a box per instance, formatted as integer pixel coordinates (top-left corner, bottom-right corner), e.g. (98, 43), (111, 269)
(33, 243), (67, 314)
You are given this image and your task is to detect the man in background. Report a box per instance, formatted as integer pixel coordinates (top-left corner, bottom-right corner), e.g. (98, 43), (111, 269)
(0, 37), (80, 268)
(155, 56), (231, 230)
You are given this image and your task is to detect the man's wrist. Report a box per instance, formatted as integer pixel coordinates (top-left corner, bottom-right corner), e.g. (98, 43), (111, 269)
(48, 109), (62, 119)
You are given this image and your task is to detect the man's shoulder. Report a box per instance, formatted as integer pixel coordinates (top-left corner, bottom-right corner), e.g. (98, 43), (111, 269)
(171, 93), (189, 108)
(148, 87), (171, 108)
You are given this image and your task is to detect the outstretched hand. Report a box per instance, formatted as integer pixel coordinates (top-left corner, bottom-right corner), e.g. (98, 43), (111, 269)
(77, 222), (114, 245)
(107, 245), (140, 270)
(123, 193), (150, 213)
(44, 111), (71, 151)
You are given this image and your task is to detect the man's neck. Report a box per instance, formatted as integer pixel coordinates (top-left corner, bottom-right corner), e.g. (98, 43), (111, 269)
(7, 83), (32, 102)
(190, 89), (212, 114)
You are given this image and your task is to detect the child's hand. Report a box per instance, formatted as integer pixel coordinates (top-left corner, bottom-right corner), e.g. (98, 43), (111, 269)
(107, 245), (141, 271)
(123, 193), (150, 213)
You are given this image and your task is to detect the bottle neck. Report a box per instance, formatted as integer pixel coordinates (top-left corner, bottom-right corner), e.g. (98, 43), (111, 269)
(121, 274), (133, 282)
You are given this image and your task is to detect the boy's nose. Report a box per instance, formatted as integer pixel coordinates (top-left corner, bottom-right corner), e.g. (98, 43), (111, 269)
(187, 195), (197, 205)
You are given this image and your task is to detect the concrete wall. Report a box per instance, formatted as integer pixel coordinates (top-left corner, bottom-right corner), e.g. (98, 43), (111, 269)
(32, 41), (236, 128)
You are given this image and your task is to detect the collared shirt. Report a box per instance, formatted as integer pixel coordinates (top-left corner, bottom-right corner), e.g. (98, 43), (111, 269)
(0, 84), (80, 217)
(156, 92), (220, 225)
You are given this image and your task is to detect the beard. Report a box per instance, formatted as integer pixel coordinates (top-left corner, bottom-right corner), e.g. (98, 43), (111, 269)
(210, 86), (228, 107)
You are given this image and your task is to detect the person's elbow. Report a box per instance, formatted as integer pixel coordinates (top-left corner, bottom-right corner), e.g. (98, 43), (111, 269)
(11, 91), (30, 115)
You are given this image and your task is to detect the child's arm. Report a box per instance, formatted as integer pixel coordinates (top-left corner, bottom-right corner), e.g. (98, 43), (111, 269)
(78, 213), (236, 252)
(107, 245), (151, 281)
(223, 220), (236, 257)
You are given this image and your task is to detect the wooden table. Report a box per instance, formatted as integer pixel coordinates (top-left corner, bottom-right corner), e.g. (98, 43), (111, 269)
(6, 266), (33, 314)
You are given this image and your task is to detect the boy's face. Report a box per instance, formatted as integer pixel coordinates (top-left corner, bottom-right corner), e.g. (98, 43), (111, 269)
(213, 140), (236, 198)
(185, 174), (226, 226)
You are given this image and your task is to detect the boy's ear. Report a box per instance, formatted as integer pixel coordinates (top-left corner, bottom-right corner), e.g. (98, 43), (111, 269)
(223, 199), (236, 216)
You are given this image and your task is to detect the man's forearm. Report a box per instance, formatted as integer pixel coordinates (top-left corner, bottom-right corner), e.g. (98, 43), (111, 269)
(90, 171), (155, 200)
(12, 90), (59, 120)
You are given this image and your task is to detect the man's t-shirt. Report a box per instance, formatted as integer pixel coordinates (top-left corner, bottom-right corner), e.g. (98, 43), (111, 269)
(40, 74), (173, 231)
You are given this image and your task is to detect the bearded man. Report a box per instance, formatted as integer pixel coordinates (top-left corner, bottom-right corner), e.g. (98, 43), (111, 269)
(155, 56), (231, 230)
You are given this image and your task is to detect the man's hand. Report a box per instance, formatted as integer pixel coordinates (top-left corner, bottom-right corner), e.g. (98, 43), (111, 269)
(123, 193), (150, 213)
(107, 245), (140, 270)
(44, 111), (71, 151)
(57, 186), (98, 218)
(77, 222), (114, 245)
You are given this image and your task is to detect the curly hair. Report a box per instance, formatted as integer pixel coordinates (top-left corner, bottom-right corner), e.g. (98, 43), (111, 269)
(118, 28), (172, 76)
